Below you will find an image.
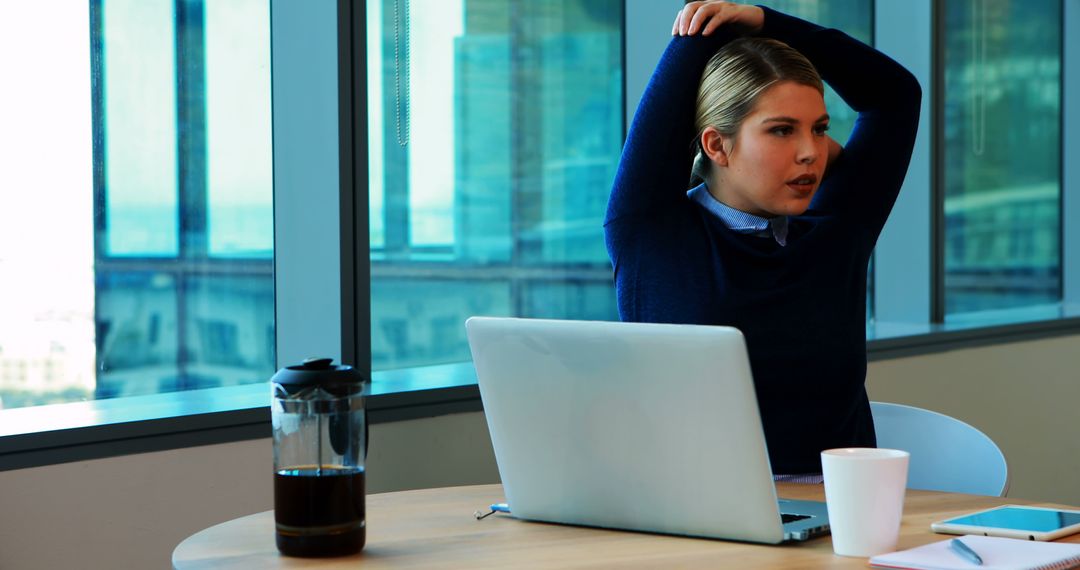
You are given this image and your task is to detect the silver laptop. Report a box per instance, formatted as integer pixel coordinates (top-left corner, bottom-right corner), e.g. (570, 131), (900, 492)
(465, 317), (830, 544)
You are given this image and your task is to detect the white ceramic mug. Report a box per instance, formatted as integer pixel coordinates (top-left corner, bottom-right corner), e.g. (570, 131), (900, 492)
(821, 447), (910, 557)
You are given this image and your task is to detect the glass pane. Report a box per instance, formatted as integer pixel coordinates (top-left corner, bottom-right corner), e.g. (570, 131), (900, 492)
(522, 282), (619, 321)
(735, 2), (877, 325)
(369, 0), (624, 372)
(372, 280), (510, 369)
(942, 0), (1061, 318)
(0, 3), (94, 409)
(759, 0), (874, 145)
(184, 275), (275, 389)
(0, 0), (274, 410)
(96, 272), (178, 398)
(205, 0), (273, 258)
(366, 0), (386, 250)
(103, 0), (179, 256)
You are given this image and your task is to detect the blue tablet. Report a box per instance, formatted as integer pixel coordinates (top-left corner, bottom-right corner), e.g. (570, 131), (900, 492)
(931, 505), (1080, 541)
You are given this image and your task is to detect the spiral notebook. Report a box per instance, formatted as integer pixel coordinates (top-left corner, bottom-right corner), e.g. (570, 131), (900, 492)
(870, 535), (1080, 570)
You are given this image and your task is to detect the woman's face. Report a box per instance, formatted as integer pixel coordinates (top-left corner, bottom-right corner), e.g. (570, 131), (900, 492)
(711, 81), (829, 218)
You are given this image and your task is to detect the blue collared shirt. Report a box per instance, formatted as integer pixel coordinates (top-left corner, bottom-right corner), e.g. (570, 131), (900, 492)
(687, 184), (812, 477)
(687, 184), (789, 247)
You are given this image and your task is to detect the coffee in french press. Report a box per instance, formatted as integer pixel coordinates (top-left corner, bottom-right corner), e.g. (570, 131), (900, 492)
(271, 358), (366, 557)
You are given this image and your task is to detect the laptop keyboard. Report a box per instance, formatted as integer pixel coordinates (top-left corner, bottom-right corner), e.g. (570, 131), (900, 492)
(781, 513), (811, 524)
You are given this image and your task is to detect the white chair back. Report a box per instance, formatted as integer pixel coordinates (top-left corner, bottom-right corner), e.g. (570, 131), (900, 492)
(870, 401), (1009, 497)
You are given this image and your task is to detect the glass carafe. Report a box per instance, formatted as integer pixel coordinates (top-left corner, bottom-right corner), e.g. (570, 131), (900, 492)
(271, 357), (366, 557)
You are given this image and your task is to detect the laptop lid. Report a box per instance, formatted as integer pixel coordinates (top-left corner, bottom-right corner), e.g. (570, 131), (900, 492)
(466, 317), (816, 544)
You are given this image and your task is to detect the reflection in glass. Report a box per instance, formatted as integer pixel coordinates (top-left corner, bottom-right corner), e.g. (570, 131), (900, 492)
(0, 0), (275, 411)
(371, 280), (511, 369)
(522, 282), (619, 322)
(760, 0), (873, 144)
(942, 0), (1061, 317)
(205, 0), (273, 258)
(184, 275), (275, 389)
(92, 0), (276, 402)
(760, 1), (875, 324)
(96, 272), (178, 398)
(0, 4), (94, 410)
(369, 0), (624, 371)
(103, 0), (179, 256)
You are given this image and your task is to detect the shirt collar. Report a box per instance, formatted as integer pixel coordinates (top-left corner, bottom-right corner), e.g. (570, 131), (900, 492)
(687, 184), (789, 246)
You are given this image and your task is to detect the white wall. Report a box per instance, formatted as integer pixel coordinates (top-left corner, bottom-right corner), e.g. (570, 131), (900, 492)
(0, 413), (498, 570)
(1, 335), (1079, 568)
(866, 334), (1080, 506)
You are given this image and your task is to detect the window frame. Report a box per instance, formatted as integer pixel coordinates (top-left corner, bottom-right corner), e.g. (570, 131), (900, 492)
(4, 0), (1080, 473)
(873, 0), (1080, 354)
(872, 0), (933, 325)
(0, 0), (371, 471)
(929, 0), (1065, 321)
(1063, 0), (1080, 307)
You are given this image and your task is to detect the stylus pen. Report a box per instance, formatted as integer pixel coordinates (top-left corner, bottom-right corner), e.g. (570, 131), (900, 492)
(949, 538), (983, 566)
(474, 503), (511, 520)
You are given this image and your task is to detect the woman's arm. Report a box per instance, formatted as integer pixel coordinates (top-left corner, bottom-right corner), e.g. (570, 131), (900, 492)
(756, 6), (922, 228)
(827, 136), (843, 170)
(678, 3), (850, 180)
(604, 7), (752, 227)
(673, 1), (763, 36)
(677, 3), (920, 228)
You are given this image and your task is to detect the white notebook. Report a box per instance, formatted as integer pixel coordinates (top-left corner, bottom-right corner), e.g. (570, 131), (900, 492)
(870, 535), (1080, 570)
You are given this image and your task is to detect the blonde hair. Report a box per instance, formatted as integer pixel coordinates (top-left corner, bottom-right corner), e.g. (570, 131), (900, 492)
(691, 37), (824, 185)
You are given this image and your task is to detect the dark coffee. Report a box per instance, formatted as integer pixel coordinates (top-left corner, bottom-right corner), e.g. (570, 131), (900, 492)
(274, 466), (366, 557)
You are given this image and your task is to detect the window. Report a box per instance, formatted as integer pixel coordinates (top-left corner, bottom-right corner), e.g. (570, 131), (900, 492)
(760, 0), (873, 144)
(367, 0), (624, 372)
(2, 0), (1080, 467)
(757, 0), (876, 321)
(941, 0), (1061, 321)
(363, 0), (1077, 375)
(0, 0), (273, 410)
(0, 5), (93, 409)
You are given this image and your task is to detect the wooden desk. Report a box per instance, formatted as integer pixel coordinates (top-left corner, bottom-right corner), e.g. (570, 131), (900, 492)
(173, 484), (1080, 569)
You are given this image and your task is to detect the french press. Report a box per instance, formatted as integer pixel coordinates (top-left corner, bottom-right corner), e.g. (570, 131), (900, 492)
(271, 357), (366, 557)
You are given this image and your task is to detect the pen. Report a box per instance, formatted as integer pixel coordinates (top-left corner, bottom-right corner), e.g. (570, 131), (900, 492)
(949, 538), (983, 566)
(474, 503), (511, 520)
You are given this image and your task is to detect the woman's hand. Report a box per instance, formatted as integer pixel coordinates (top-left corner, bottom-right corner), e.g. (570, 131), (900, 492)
(672, 2), (764, 37)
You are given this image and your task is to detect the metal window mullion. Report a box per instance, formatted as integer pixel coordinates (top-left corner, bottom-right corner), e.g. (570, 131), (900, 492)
(272, 0), (344, 369)
(383, 0), (410, 259)
(871, 0), (935, 328)
(509, 0), (524, 316)
(1063, 0), (1080, 309)
(175, 0), (208, 261)
(174, 0), (208, 387)
(623, 0), (682, 138)
(930, 0), (945, 323)
(90, 0), (108, 379)
(338, 0), (371, 376)
(91, 0), (107, 263)
(352, 0), (372, 378)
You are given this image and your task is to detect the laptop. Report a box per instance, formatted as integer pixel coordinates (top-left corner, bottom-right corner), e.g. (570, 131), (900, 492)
(465, 316), (830, 544)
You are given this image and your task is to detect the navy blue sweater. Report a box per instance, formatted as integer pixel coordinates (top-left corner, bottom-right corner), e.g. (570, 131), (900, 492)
(604, 8), (921, 473)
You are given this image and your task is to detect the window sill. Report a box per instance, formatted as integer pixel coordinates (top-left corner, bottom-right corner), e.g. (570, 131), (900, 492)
(6, 311), (1080, 472)
(868, 305), (1080, 359)
(0, 363), (481, 472)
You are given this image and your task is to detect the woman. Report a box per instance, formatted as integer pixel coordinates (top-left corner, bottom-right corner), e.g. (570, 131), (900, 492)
(604, 2), (921, 477)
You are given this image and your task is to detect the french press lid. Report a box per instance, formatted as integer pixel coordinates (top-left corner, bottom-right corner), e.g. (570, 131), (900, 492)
(271, 357), (365, 389)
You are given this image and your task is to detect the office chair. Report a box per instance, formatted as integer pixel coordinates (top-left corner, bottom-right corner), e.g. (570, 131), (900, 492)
(870, 401), (1009, 497)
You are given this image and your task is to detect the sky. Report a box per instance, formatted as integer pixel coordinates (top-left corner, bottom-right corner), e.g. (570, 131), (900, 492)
(0, 0), (273, 396)
(0, 0), (460, 398)
(368, 0), (463, 247)
(0, 2), (95, 392)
